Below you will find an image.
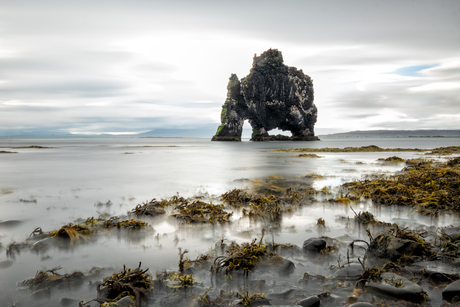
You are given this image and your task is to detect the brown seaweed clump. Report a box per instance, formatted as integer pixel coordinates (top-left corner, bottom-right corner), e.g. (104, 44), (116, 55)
(54, 224), (91, 245)
(342, 157), (460, 215)
(296, 154), (323, 158)
(214, 238), (272, 275)
(101, 263), (151, 305)
(20, 266), (84, 291)
(377, 156), (405, 163)
(130, 198), (175, 216)
(271, 145), (425, 153)
(173, 200), (232, 224)
(428, 146), (460, 155)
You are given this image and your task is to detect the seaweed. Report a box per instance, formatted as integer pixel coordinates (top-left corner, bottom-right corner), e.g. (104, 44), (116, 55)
(130, 199), (168, 216)
(173, 200), (232, 224)
(295, 153), (323, 158)
(341, 158), (460, 215)
(155, 270), (197, 291)
(221, 189), (251, 207)
(428, 146), (460, 155)
(271, 145), (425, 153)
(55, 224), (91, 244)
(20, 266), (85, 291)
(377, 156), (405, 163)
(102, 263), (151, 305)
(214, 238), (272, 275)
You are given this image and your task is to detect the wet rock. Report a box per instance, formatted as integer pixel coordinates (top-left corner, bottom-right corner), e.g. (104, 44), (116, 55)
(248, 297), (271, 307)
(97, 285), (109, 299)
(0, 220), (23, 228)
(267, 289), (295, 300)
(366, 272), (427, 302)
(249, 280), (267, 293)
(298, 295), (320, 307)
(348, 303), (376, 307)
(278, 259), (295, 277)
(60, 297), (79, 306)
(442, 227), (460, 240)
(302, 238), (326, 255)
(365, 234), (424, 262)
(212, 49), (318, 142)
(424, 268), (460, 284)
(31, 237), (53, 252)
(0, 260), (13, 269)
(114, 296), (135, 307)
(442, 279), (460, 301)
(333, 263), (363, 281)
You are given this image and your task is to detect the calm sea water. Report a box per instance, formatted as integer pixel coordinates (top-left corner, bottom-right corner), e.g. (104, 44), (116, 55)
(0, 137), (459, 305)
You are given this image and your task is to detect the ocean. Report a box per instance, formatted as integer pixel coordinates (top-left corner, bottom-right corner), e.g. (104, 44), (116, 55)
(0, 137), (459, 305)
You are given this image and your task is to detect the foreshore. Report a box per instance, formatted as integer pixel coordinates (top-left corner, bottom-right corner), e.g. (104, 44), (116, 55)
(3, 146), (460, 306)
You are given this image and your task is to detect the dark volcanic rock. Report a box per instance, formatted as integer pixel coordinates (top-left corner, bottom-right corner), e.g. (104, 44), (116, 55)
(298, 295), (320, 307)
(303, 237), (326, 255)
(442, 279), (460, 301)
(212, 49), (318, 142)
(365, 234), (424, 262)
(366, 272), (427, 302)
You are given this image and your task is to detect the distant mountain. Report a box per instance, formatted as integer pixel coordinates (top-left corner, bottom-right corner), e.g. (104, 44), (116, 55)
(319, 129), (460, 138)
(139, 125), (217, 138)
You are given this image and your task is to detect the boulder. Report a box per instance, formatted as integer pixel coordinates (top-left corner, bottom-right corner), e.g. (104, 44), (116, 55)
(302, 238), (326, 255)
(442, 279), (460, 301)
(366, 272), (427, 302)
(298, 295), (320, 307)
(365, 234), (424, 262)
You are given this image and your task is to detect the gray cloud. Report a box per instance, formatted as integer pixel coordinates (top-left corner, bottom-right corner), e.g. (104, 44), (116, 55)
(0, 0), (459, 134)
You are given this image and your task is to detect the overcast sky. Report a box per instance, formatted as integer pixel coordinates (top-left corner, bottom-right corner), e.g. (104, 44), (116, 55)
(0, 0), (459, 135)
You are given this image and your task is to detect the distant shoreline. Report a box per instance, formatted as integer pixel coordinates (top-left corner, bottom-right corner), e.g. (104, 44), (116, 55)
(319, 129), (460, 138)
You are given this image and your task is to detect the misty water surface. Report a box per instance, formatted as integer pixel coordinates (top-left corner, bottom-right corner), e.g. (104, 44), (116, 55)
(0, 137), (459, 305)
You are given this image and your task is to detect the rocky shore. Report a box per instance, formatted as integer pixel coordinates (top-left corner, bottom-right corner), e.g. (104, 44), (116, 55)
(3, 147), (460, 307)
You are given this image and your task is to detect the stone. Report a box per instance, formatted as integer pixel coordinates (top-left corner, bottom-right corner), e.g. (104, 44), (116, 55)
(365, 234), (424, 262)
(348, 303), (376, 307)
(97, 285), (109, 299)
(442, 227), (460, 240)
(278, 259), (295, 277)
(302, 237), (326, 255)
(212, 49), (318, 142)
(298, 295), (320, 307)
(267, 289), (295, 300)
(442, 279), (460, 301)
(0, 260), (13, 269)
(333, 263), (363, 281)
(366, 272), (427, 302)
(249, 297), (271, 307)
(114, 296), (135, 307)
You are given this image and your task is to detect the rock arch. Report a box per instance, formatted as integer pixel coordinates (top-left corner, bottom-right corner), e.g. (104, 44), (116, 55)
(212, 49), (319, 141)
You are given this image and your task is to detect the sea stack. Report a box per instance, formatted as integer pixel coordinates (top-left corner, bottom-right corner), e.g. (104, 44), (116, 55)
(212, 49), (319, 141)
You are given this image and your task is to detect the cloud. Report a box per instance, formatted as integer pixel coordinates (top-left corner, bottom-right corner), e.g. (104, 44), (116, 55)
(0, 0), (459, 134)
